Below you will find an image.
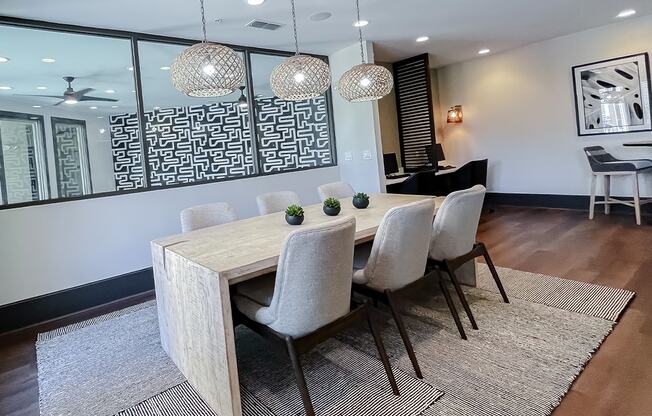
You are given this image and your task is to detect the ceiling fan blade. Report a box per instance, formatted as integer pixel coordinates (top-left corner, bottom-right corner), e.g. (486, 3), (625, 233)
(13, 94), (66, 99)
(74, 88), (94, 97)
(53, 100), (65, 106)
(78, 96), (119, 102)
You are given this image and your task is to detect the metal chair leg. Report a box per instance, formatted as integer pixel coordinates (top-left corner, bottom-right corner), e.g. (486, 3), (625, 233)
(478, 243), (509, 303)
(438, 275), (467, 340)
(384, 290), (423, 379)
(366, 309), (400, 396)
(445, 263), (478, 330)
(285, 337), (315, 416)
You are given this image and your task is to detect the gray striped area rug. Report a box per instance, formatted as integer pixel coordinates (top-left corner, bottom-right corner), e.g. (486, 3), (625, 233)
(37, 265), (633, 416)
(475, 263), (634, 321)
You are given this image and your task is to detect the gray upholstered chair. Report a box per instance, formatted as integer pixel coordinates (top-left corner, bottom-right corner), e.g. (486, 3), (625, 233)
(427, 185), (509, 340)
(256, 191), (301, 215)
(583, 146), (652, 225)
(352, 199), (437, 379)
(317, 181), (355, 202)
(180, 202), (238, 232)
(234, 217), (399, 416)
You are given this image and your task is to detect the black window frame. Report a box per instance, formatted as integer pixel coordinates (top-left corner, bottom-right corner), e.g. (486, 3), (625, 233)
(0, 16), (338, 210)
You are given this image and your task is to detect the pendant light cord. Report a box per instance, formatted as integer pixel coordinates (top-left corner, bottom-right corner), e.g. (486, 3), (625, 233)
(356, 0), (366, 63)
(199, 0), (208, 42)
(290, 0), (299, 55)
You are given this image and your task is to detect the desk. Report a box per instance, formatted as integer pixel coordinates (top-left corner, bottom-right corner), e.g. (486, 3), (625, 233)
(151, 193), (445, 416)
(385, 165), (460, 186)
(623, 141), (652, 147)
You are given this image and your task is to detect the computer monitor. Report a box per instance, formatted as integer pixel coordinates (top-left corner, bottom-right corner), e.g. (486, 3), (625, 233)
(383, 153), (399, 175)
(425, 144), (446, 166)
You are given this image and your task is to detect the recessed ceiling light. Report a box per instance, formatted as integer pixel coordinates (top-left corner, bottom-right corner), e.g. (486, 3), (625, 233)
(105, 89), (116, 93)
(160, 66), (171, 71)
(310, 12), (332, 21)
(0, 56), (9, 63)
(416, 36), (429, 43)
(41, 57), (56, 63)
(89, 106), (98, 110)
(97, 116), (104, 119)
(0, 86), (12, 90)
(353, 20), (369, 27)
(99, 128), (106, 134)
(478, 48), (491, 55)
(111, 105), (118, 108)
(153, 106), (161, 110)
(32, 105), (42, 108)
(36, 86), (48, 90)
(127, 66), (134, 71)
(132, 90), (136, 93)
(247, 0), (265, 5)
(617, 9), (636, 18)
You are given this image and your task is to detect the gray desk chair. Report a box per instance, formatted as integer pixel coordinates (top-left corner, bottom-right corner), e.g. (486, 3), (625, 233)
(317, 181), (355, 202)
(352, 199), (437, 379)
(583, 146), (652, 225)
(256, 191), (300, 215)
(427, 185), (509, 340)
(234, 217), (399, 416)
(180, 202), (238, 232)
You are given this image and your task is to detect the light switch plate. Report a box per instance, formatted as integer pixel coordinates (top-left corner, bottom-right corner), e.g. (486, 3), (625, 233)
(344, 151), (353, 161)
(362, 150), (372, 160)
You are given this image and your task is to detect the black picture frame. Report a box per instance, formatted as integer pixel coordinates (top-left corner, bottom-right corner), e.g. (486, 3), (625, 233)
(572, 52), (652, 137)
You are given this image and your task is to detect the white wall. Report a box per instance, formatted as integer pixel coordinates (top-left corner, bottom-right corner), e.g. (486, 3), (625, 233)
(0, 167), (339, 305)
(329, 42), (385, 194)
(437, 15), (652, 197)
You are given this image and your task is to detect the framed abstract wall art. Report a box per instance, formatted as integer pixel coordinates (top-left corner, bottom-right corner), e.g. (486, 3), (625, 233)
(572, 53), (651, 136)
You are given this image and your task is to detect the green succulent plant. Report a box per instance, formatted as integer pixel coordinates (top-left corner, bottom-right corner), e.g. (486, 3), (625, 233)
(353, 192), (369, 201)
(285, 204), (304, 217)
(323, 197), (341, 209)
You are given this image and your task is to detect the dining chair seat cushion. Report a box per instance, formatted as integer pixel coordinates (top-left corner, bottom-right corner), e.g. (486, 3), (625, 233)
(236, 273), (276, 307)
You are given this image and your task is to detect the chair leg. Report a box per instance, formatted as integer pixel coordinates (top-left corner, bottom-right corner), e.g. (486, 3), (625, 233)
(285, 337), (315, 416)
(478, 243), (509, 303)
(589, 174), (597, 220)
(445, 263), (479, 330)
(384, 290), (423, 379)
(633, 173), (641, 226)
(366, 309), (400, 396)
(437, 274), (467, 340)
(603, 175), (611, 215)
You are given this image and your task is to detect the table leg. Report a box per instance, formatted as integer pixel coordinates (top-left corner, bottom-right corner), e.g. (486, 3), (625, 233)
(152, 244), (242, 416)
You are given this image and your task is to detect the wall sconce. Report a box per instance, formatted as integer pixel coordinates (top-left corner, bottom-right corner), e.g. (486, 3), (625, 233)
(447, 105), (463, 123)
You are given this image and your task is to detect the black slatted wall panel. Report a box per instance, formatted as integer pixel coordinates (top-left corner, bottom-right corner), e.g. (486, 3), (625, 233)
(393, 54), (436, 172)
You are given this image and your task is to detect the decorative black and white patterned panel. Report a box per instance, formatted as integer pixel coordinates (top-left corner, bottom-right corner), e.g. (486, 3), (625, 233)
(144, 103), (255, 187)
(52, 118), (92, 197)
(0, 123), (39, 203)
(110, 113), (144, 190)
(255, 96), (333, 174)
(109, 97), (334, 190)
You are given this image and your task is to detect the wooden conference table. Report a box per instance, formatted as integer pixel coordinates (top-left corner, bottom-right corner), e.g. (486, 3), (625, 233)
(151, 193), (446, 416)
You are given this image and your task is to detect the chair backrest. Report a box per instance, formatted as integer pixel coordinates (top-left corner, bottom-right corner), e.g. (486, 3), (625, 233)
(317, 181), (355, 202)
(429, 185), (486, 261)
(361, 199), (436, 291)
(180, 202), (238, 232)
(256, 191), (300, 215)
(583, 146), (618, 172)
(267, 216), (356, 337)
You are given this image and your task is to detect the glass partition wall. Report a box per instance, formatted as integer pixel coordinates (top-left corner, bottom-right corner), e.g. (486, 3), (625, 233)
(0, 19), (336, 208)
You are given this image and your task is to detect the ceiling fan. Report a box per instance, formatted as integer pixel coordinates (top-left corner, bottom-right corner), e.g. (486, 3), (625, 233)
(15, 76), (119, 106)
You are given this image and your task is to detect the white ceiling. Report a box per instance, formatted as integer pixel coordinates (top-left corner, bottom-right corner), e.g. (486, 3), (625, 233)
(1, 0), (651, 67)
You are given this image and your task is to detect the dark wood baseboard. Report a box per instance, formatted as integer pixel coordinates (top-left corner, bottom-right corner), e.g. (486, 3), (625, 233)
(486, 192), (652, 214)
(0, 268), (154, 334)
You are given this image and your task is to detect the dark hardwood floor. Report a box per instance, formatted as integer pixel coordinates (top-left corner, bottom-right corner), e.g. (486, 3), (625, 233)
(1, 206), (650, 416)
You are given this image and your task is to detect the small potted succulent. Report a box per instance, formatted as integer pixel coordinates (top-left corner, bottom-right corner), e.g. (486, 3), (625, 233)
(352, 192), (370, 209)
(285, 204), (305, 225)
(323, 197), (341, 216)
